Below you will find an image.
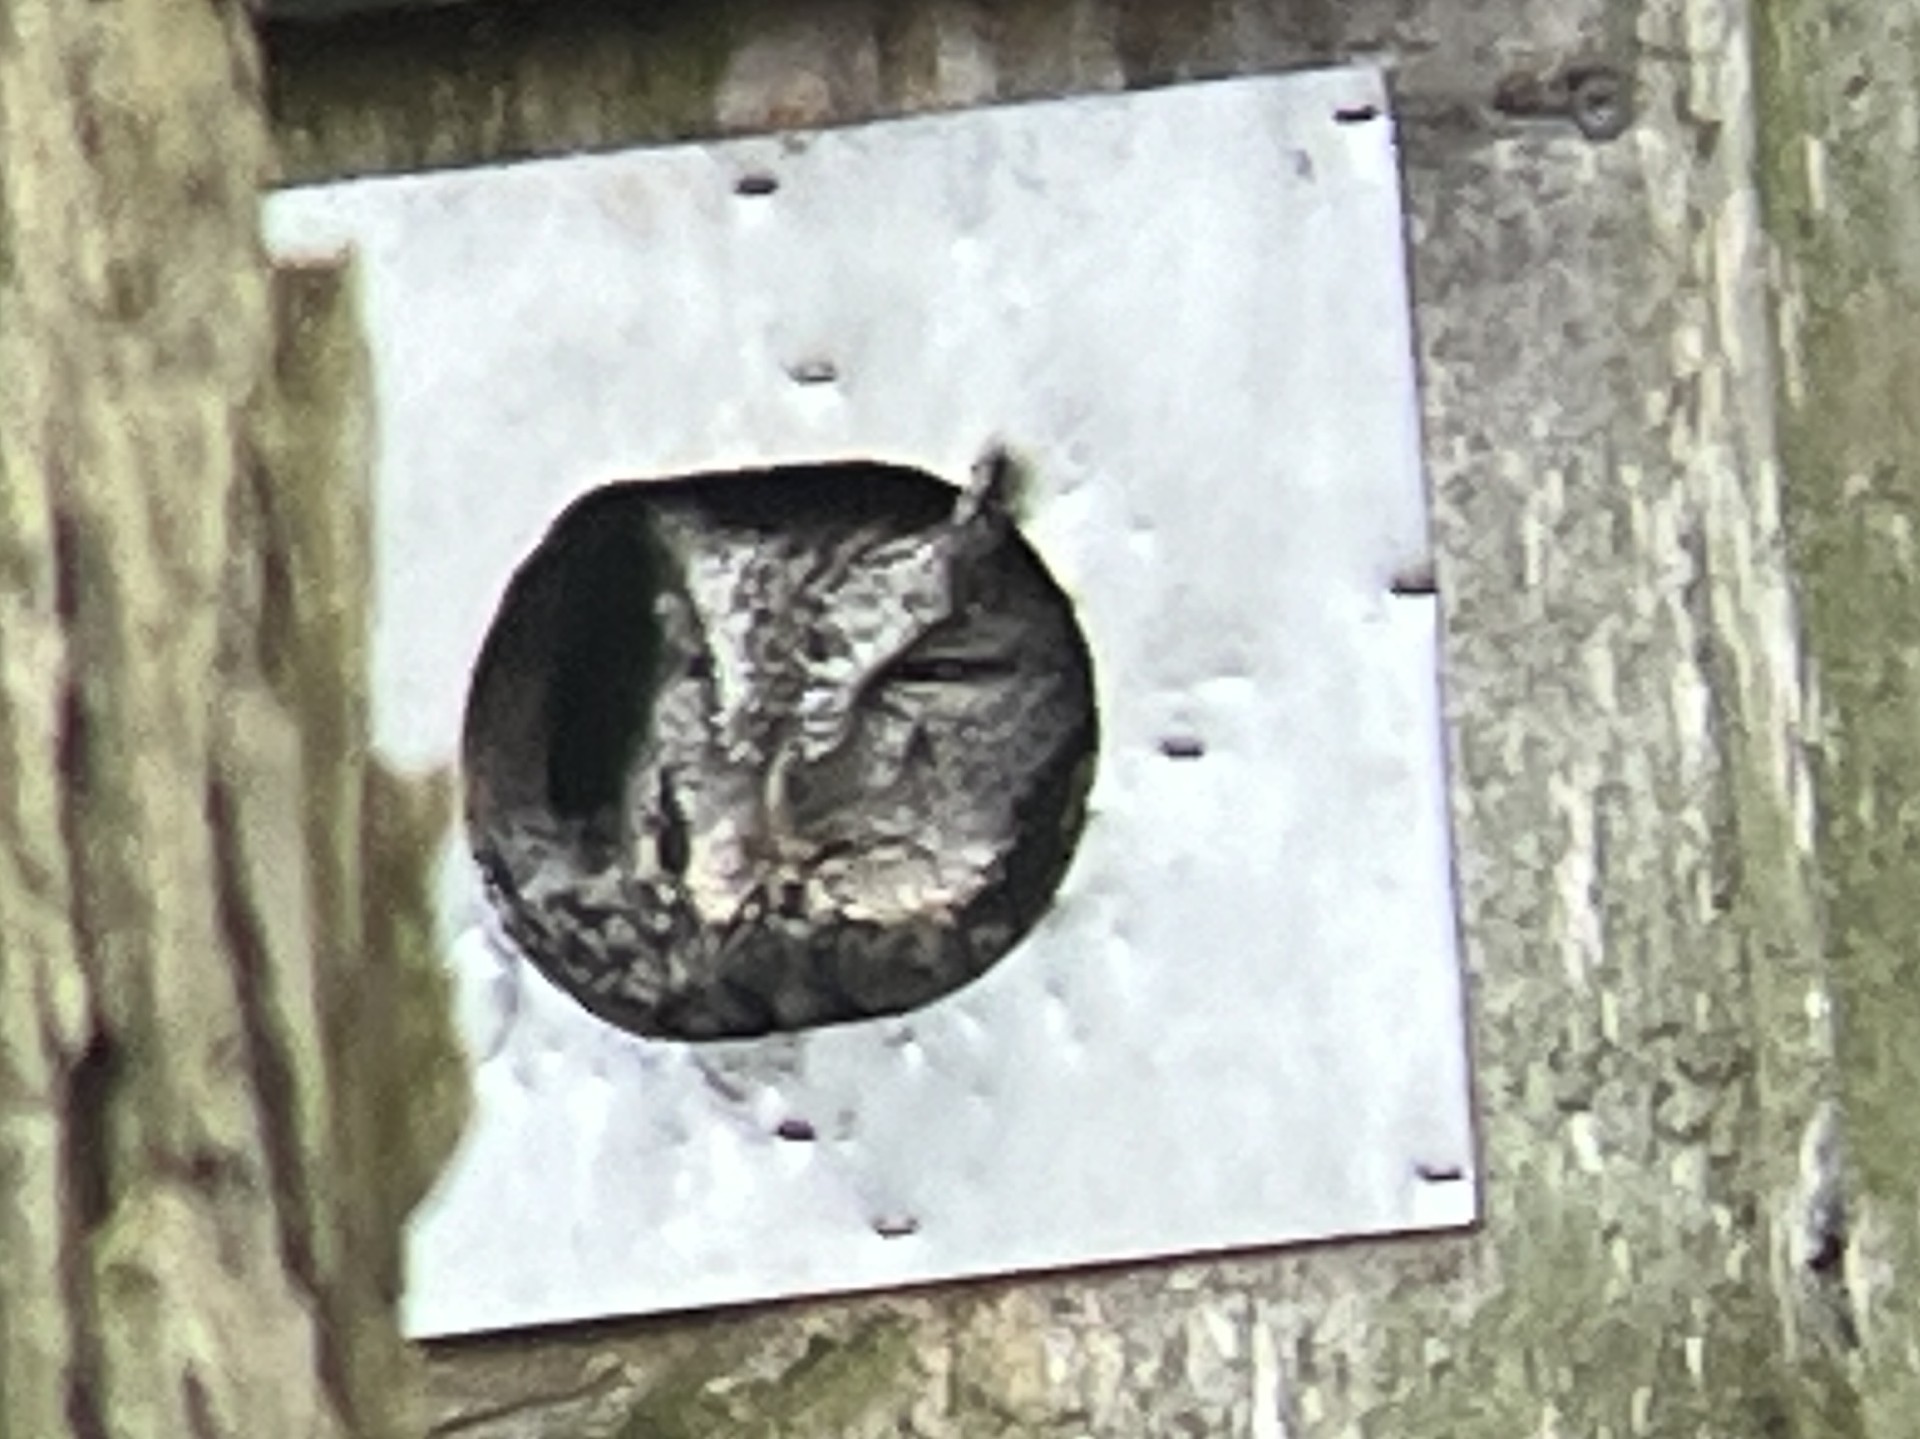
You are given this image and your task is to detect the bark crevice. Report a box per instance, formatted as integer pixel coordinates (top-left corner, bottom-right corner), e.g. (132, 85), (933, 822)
(207, 773), (322, 1302)
(57, 1031), (114, 1439)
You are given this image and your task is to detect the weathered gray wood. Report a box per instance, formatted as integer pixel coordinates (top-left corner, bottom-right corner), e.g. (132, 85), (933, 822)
(254, 0), (1917, 1433)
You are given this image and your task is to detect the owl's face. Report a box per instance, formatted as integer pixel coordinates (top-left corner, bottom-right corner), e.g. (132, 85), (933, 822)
(463, 459), (1096, 1041)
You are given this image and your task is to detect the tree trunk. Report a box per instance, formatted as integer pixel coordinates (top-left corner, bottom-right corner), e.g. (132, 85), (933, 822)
(0, 6), (463, 1436)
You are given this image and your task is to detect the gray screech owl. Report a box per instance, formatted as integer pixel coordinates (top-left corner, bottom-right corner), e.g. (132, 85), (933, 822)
(462, 452), (1098, 1041)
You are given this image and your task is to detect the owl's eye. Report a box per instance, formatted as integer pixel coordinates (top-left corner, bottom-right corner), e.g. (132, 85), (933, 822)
(886, 654), (1017, 686)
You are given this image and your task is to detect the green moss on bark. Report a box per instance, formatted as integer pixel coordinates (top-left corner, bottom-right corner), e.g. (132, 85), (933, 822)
(1756, 3), (1920, 1430)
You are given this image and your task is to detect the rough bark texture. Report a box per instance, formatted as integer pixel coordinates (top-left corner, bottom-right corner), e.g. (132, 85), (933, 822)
(0, 7), (462, 1437)
(252, 1), (1920, 1436)
(1757, 0), (1920, 1428)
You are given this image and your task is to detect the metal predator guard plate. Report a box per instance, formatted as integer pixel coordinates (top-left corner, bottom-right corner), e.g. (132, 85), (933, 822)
(264, 68), (1477, 1338)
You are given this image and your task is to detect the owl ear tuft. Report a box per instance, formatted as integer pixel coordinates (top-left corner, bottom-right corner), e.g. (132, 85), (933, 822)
(964, 442), (1040, 531)
(962, 444), (1011, 521)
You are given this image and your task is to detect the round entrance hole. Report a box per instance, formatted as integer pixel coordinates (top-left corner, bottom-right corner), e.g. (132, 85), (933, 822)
(462, 457), (1098, 1041)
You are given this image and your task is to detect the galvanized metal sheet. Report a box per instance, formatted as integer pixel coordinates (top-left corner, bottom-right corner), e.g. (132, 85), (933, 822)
(264, 68), (1476, 1339)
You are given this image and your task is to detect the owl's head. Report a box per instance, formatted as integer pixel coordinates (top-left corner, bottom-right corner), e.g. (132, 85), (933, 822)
(462, 457), (1097, 1041)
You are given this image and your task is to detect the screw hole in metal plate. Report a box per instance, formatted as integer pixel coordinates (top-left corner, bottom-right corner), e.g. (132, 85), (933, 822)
(786, 358), (839, 385)
(1388, 562), (1437, 597)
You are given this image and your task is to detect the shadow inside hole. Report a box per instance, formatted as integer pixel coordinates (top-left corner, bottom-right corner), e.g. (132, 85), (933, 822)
(463, 460), (1099, 1042)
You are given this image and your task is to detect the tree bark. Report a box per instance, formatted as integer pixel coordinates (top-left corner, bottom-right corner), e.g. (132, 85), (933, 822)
(0, 7), (462, 1436)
